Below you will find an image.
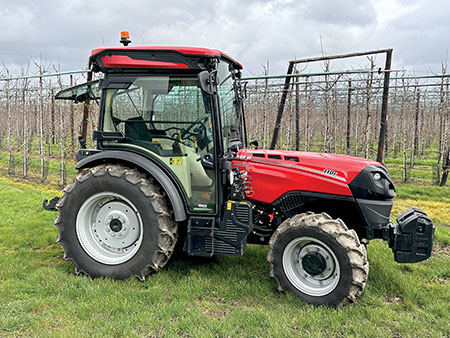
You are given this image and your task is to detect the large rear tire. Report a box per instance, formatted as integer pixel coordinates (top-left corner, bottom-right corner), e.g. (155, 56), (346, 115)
(55, 164), (178, 280)
(267, 212), (368, 306)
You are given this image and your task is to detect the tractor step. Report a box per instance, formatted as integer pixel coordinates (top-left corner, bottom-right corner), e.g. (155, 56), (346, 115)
(186, 217), (215, 257)
(186, 201), (253, 257)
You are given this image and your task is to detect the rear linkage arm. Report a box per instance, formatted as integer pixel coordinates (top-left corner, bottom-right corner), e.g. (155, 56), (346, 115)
(43, 197), (60, 212)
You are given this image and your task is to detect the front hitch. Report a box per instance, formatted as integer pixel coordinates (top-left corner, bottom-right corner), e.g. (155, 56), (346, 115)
(388, 208), (434, 263)
(43, 197), (60, 212)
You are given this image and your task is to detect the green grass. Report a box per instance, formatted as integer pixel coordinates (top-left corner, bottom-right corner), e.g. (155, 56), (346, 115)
(0, 176), (449, 337)
(395, 184), (450, 203)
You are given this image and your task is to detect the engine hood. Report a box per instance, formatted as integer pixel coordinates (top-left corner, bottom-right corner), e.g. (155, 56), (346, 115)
(236, 149), (381, 184)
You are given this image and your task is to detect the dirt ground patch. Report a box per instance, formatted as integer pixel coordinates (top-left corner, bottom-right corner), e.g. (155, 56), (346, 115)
(434, 242), (450, 258)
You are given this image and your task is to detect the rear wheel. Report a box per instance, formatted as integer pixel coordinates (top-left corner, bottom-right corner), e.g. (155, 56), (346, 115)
(267, 212), (368, 306)
(55, 164), (178, 280)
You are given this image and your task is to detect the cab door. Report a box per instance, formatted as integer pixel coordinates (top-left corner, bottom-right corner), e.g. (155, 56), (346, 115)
(100, 74), (218, 214)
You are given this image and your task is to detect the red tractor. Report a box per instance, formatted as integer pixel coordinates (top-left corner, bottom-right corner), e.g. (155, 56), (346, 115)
(45, 33), (434, 306)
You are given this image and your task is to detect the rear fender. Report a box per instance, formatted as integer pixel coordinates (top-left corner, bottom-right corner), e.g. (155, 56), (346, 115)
(76, 150), (187, 222)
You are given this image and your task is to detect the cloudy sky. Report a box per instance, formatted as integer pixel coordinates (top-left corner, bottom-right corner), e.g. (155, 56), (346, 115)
(0, 0), (448, 76)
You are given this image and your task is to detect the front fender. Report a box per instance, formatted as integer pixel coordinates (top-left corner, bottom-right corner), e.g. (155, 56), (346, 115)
(76, 150), (187, 222)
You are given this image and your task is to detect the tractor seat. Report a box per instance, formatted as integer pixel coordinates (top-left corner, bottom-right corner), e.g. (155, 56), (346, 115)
(124, 116), (152, 142)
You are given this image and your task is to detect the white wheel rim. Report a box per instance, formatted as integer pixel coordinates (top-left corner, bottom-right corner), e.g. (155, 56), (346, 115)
(282, 236), (340, 297)
(76, 192), (143, 265)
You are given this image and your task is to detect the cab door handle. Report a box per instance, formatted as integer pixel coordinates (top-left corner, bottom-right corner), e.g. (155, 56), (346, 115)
(200, 153), (214, 169)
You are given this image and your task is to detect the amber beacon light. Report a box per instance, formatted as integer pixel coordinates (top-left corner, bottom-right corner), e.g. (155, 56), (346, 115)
(120, 31), (131, 46)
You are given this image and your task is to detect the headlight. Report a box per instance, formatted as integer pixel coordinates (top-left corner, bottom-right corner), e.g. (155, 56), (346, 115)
(349, 166), (396, 200)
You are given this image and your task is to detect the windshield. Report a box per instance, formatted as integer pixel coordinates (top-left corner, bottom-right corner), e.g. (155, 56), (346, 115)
(55, 80), (101, 103)
(217, 61), (241, 151)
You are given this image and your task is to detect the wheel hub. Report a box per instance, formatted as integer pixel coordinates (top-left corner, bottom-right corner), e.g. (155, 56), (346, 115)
(109, 219), (123, 232)
(302, 252), (327, 276)
(93, 200), (140, 250)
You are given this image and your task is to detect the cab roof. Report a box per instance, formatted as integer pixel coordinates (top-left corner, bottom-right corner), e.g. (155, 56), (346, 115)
(90, 46), (242, 72)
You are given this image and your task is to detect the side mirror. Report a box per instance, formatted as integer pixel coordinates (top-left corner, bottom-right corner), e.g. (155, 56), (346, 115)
(198, 70), (214, 95)
(250, 139), (260, 149)
(228, 139), (242, 153)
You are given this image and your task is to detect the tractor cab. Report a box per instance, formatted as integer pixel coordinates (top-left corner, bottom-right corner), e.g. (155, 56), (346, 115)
(58, 45), (245, 214)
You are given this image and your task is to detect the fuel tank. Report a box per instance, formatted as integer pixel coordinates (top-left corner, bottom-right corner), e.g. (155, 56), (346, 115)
(232, 149), (381, 204)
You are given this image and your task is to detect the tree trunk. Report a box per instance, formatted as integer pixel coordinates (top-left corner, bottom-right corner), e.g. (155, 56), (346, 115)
(411, 87), (420, 168)
(295, 70), (300, 151)
(346, 80), (352, 155)
(38, 72), (46, 183)
(6, 77), (14, 175)
(23, 78), (29, 178)
(363, 58), (375, 158)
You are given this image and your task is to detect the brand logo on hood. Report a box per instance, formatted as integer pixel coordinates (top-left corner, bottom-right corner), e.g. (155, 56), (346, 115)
(323, 169), (337, 176)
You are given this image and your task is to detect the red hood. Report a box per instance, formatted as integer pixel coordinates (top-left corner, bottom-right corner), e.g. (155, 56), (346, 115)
(232, 149), (381, 203)
(233, 149), (381, 203)
(237, 149), (380, 184)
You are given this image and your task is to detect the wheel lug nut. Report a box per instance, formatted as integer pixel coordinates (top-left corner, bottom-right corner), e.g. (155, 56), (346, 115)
(106, 228), (110, 232)
(122, 227), (126, 231)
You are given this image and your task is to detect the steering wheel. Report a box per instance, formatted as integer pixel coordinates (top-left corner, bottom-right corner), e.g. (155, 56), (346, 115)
(171, 115), (210, 152)
(164, 126), (183, 134)
(180, 115), (209, 139)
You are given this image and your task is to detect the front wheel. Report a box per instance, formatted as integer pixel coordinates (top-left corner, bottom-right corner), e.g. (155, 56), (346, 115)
(267, 212), (368, 306)
(55, 164), (178, 280)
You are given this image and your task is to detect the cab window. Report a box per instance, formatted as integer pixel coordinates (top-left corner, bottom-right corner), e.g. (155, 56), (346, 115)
(217, 62), (241, 151)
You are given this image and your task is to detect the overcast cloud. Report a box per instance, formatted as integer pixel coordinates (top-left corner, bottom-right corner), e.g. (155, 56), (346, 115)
(0, 0), (448, 76)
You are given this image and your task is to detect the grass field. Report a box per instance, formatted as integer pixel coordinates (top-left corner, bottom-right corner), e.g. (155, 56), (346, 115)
(0, 176), (449, 337)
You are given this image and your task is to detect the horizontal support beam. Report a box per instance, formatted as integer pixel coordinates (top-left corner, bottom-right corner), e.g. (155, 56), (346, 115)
(0, 69), (91, 82)
(289, 48), (393, 64)
(241, 69), (402, 81)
